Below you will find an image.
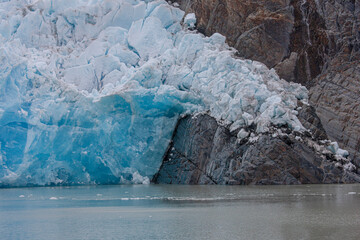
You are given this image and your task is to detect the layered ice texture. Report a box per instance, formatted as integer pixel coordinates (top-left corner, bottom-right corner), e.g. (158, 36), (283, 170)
(0, 0), (308, 186)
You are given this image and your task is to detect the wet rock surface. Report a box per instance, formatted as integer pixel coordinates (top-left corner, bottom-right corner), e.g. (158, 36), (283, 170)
(153, 114), (360, 185)
(173, 0), (360, 170)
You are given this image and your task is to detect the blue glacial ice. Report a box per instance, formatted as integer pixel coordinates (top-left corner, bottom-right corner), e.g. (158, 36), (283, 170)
(0, 0), (308, 186)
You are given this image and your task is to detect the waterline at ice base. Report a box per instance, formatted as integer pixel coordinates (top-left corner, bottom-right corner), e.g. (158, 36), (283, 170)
(1, 0), (330, 187)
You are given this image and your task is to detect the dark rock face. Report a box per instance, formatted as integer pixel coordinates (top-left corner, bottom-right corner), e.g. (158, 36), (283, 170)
(310, 63), (360, 167)
(296, 101), (327, 140)
(173, 0), (360, 169)
(309, 0), (360, 166)
(153, 114), (360, 185)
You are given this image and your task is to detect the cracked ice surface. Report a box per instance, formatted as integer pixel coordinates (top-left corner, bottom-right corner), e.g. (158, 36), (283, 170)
(0, 0), (308, 186)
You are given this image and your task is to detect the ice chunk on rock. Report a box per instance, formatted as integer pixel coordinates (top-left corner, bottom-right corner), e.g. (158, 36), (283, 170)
(184, 13), (196, 28)
(0, 0), (310, 187)
(237, 129), (250, 140)
(328, 142), (349, 158)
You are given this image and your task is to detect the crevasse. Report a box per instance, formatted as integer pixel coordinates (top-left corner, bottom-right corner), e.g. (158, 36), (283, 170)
(0, 0), (308, 186)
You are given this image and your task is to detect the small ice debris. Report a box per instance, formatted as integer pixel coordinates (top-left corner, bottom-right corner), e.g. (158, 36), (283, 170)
(336, 148), (349, 158)
(331, 142), (340, 152)
(49, 197), (58, 200)
(313, 143), (322, 152)
(249, 135), (259, 143)
(293, 125), (301, 132)
(328, 142), (349, 157)
(20, 108), (28, 117)
(96, 194), (102, 197)
(237, 129), (249, 140)
(132, 171), (150, 184)
(242, 112), (254, 126)
(184, 13), (196, 28)
(19, 195), (25, 198)
(344, 162), (356, 172)
(295, 136), (302, 141)
(348, 192), (356, 195)
(335, 162), (342, 168)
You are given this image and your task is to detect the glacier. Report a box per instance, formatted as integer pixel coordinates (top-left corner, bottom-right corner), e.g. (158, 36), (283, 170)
(0, 0), (309, 187)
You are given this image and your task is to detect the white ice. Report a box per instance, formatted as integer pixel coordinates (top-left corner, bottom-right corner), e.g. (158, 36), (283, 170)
(0, 0), (309, 186)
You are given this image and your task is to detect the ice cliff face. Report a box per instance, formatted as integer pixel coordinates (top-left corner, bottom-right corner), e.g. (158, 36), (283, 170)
(0, 0), (308, 186)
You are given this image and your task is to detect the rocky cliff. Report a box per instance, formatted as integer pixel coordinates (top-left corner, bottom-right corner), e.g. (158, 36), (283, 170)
(153, 114), (360, 184)
(172, 0), (360, 167)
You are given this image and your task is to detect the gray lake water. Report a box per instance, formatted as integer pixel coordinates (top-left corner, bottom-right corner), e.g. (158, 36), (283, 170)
(0, 184), (360, 240)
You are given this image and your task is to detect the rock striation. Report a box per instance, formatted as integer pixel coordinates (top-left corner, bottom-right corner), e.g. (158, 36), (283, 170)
(309, 0), (360, 166)
(172, 0), (360, 168)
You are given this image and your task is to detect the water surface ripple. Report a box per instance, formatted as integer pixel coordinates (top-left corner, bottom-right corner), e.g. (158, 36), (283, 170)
(1, 184), (360, 240)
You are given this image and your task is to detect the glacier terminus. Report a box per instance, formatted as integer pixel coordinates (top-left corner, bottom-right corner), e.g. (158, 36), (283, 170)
(0, 0), (314, 186)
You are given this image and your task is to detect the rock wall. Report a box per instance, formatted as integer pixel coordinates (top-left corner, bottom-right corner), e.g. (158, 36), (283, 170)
(309, 0), (360, 166)
(153, 114), (360, 184)
(173, 0), (360, 165)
